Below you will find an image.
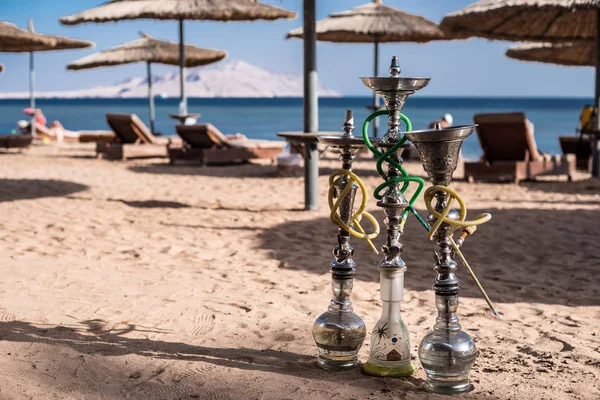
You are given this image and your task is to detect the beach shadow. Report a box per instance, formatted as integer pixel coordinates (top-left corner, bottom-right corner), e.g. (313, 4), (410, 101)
(119, 200), (191, 209)
(521, 177), (600, 195)
(0, 319), (425, 392)
(0, 179), (88, 202)
(127, 161), (415, 179)
(128, 163), (279, 178)
(257, 207), (600, 307)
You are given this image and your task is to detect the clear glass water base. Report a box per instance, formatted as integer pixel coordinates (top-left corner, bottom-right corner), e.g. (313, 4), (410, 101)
(363, 360), (415, 377)
(423, 379), (473, 394)
(315, 354), (359, 371)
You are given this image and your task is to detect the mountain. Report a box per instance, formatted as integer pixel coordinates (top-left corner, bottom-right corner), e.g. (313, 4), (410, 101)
(0, 60), (341, 99)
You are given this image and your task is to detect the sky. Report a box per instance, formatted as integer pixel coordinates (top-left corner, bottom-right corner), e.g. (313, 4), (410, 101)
(0, 0), (594, 97)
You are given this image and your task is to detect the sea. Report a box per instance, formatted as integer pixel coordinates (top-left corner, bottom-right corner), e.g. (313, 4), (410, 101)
(0, 96), (591, 160)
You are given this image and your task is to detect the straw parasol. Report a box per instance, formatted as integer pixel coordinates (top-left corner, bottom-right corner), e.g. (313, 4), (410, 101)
(287, 0), (446, 137)
(0, 20), (93, 136)
(0, 21), (57, 52)
(506, 42), (594, 67)
(287, 0), (445, 43)
(440, 0), (600, 176)
(440, 0), (599, 42)
(68, 32), (227, 133)
(60, 0), (297, 115)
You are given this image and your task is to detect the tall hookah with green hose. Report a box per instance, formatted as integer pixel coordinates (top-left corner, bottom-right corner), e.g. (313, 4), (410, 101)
(359, 56), (430, 377)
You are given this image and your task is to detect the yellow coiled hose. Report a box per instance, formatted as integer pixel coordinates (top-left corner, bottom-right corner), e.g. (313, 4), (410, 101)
(328, 170), (380, 254)
(424, 185), (499, 318)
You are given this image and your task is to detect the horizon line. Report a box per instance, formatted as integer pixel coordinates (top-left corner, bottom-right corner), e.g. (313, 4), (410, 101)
(0, 95), (592, 101)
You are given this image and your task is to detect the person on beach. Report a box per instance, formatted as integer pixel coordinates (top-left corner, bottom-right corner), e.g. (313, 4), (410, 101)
(18, 108), (77, 142)
(429, 113), (453, 129)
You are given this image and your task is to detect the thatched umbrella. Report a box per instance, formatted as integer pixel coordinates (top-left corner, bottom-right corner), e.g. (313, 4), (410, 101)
(440, 1), (600, 176)
(507, 42), (594, 67)
(60, 0), (297, 115)
(68, 32), (226, 133)
(0, 21), (57, 51)
(287, 0), (446, 137)
(0, 20), (93, 136)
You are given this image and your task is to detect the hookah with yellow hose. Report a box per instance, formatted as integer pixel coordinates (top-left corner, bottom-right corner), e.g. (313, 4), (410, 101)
(403, 124), (496, 394)
(311, 110), (379, 371)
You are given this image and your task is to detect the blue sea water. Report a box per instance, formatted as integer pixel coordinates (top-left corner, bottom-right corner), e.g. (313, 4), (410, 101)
(0, 96), (590, 160)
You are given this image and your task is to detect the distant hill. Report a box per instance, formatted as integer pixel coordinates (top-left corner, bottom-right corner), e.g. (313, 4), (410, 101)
(0, 60), (341, 99)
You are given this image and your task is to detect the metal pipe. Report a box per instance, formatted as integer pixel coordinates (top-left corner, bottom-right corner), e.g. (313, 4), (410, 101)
(147, 62), (155, 134)
(28, 19), (36, 137)
(303, 0), (319, 210)
(372, 38), (380, 138)
(29, 50), (36, 137)
(593, 8), (600, 177)
(179, 19), (187, 115)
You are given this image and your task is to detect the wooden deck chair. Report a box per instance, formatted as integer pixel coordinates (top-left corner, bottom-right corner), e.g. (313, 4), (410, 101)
(169, 124), (285, 166)
(559, 135), (592, 171)
(0, 134), (33, 151)
(464, 112), (575, 182)
(97, 113), (180, 160)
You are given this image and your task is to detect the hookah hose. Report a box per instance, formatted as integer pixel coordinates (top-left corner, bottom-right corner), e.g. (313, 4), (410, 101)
(328, 169), (380, 254)
(360, 109), (498, 316)
(361, 110), (430, 230)
(424, 185), (499, 318)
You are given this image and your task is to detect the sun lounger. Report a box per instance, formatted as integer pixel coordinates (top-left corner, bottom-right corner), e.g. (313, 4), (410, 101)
(0, 134), (33, 151)
(464, 112), (575, 182)
(559, 135), (592, 171)
(169, 124), (285, 165)
(98, 113), (180, 160)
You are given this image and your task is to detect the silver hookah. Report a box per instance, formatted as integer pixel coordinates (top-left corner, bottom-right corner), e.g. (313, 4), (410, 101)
(404, 124), (481, 394)
(359, 57), (430, 377)
(312, 110), (366, 371)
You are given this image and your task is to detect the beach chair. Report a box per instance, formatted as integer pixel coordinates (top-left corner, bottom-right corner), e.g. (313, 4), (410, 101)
(559, 135), (592, 171)
(169, 124), (285, 165)
(0, 134), (33, 151)
(98, 113), (180, 160)
(464, 113), (575, 183)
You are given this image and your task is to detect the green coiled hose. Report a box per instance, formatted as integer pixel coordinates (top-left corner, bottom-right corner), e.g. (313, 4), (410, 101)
(361, 110), (429, 230)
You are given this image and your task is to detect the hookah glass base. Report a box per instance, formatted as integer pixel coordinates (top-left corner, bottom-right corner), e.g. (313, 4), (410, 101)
(419, 324), (477, 394)
(313, 309), (366, 371)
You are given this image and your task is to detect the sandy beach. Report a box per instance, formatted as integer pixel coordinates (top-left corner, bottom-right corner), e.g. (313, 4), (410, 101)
(0, 143), (598, 400)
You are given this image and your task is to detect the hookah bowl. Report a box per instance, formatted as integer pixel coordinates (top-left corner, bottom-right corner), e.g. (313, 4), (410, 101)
(359, 57), (429, 377)
(311, 111), (371, 371)
(403, 125), (478, 394)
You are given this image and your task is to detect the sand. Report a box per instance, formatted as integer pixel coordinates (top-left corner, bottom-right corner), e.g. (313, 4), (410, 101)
(0, 143), (598, 400)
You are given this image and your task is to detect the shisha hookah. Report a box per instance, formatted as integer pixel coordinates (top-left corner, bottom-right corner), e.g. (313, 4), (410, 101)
(404, 125), (496, 394)
(311, 110), (380, 370)
(358, 56), (431, 377)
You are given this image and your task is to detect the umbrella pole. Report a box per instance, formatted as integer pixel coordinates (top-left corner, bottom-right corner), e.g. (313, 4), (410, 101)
(29, 51), (36, 137)
(147, 62), (155, 134)
(593, 8), (600, 177)
(303, 0), (319, 211)
(179, 19), (187, 115)
(372, 38), (379, 138)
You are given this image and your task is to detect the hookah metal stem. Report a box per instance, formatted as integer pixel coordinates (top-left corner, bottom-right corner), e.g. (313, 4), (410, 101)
(423, 186), (499, 318)
(416, 217), (499, 317)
